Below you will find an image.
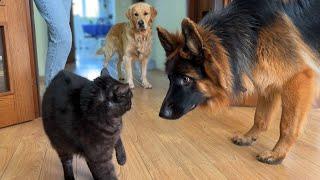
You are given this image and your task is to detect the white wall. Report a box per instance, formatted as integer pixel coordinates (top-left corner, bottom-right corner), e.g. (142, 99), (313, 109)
(33, 2), (48, 77)
(146, 0), (187, 70)
(33, 0), (187, 74)
(115, 0), (132, 23)
(34, 0), (132, 77)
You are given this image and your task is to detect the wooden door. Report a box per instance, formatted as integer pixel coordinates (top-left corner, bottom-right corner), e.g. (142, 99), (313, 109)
(0, 0), (39, 128)
(188, 0), (231, 23)
(188, 0), (213, 22)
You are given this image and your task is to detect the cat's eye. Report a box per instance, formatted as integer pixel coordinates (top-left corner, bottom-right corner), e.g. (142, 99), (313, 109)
(118, 94), (126, 98)
(134, 13), (139, 16)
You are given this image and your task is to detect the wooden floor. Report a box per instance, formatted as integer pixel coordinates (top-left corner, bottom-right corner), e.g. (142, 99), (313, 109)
(1, 71), (320, 180)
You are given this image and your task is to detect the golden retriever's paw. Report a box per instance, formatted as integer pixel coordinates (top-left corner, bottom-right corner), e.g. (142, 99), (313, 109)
(256, 151), (285, 165)
(231, 134), (256, 146)
(118, 76), (125, 82)
(129, 83), (135, 89)
(142, 81), (152, 89)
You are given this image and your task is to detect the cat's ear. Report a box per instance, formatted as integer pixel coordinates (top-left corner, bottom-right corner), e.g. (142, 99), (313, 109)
(101, 68), (110, 77)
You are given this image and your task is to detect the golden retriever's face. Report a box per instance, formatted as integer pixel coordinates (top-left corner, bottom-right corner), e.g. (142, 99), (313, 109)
(126, 3), (157, 31)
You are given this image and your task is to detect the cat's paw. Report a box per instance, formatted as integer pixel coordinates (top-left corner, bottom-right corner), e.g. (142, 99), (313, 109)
(256, 150), (285, 165)
(117, 154), (126, 166)
(116, 149), (126, 166)
(232, 134), (257, 146)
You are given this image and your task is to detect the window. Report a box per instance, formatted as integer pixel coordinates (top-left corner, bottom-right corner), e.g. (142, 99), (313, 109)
(0, 27), (9, 92)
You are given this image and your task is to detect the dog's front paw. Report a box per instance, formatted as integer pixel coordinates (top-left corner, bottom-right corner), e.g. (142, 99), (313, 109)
(142, 81), (152, 89)
(119, 76), (125, 82)
(232, 134), (256, 146)
(256, 151), (285, 165)
(129, 83), (135, 89)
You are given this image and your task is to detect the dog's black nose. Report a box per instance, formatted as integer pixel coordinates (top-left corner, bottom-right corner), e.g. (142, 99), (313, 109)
(159, 108), (172, 119)
(159, 103), (176, 119)
(138, 20), (144, 27)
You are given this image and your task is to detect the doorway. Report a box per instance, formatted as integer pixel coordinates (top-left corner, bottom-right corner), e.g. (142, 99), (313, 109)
(188, 0), (231, 23)
(67, 0), (156, 82)
(65, 0), (116, 80)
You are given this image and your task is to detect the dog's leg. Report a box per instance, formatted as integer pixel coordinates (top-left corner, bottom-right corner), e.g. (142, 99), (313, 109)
(124, 55), (134, 89)
(117, 55), (125, 81)
(232, 92), (280, 146)
(57, 151), (75, 180)
(115, 138), (126, 166)
(257, 69), (315, 164)
(141, 58), (152, 89)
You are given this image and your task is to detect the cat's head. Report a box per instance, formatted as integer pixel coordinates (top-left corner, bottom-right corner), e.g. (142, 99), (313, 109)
(80, 68), (133, 117)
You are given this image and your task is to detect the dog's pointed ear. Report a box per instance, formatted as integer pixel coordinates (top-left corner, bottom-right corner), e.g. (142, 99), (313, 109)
(157, 26), (175, 56)
(181, 18), (204, 56)
(100, 68), (110, 77)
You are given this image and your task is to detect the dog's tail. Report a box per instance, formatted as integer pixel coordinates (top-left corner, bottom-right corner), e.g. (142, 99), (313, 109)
(96, 47), (105, 55)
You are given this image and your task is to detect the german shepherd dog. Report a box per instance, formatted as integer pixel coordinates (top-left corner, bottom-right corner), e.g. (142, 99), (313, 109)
(157, 0), (320, 164)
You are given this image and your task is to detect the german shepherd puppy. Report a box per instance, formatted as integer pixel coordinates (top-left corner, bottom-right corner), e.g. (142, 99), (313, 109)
(157, 0), (320, 164)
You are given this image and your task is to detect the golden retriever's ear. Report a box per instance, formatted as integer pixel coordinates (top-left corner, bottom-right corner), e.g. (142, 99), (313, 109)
(157, 26), (175, 56)
(181, 18), (204, 56)
(150, 6), (158, 20)
(126, 7), (132, 20)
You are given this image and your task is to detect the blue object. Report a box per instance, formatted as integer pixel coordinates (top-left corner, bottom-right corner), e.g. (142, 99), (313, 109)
(82, 24), (112, 38)
(34, 0), (72, 86)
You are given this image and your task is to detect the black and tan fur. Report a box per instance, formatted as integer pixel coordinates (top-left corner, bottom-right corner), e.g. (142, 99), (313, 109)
(157, 0), (320, 164)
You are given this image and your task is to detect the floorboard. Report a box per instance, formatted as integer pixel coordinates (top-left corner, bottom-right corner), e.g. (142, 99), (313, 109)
(0, 71), (320, 180)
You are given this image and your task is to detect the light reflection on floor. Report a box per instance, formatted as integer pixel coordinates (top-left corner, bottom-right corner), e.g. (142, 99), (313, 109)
(65, 53), (118, 80)
(65, 53), (146, 87)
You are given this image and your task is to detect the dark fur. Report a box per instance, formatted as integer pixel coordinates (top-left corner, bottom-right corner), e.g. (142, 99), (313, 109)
(158, 0), (320, 119)
(157, 0), (320, 164)
(200, 0), (320, 93)
(42, 69), (132, 180)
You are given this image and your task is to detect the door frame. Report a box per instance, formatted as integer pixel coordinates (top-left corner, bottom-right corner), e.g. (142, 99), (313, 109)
(26, 0), (40, 117)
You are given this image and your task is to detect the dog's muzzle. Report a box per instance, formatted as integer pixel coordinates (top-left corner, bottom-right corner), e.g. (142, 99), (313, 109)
(138, 20), (145, 29)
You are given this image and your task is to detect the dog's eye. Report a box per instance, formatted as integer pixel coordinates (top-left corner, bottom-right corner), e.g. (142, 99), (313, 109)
(134, 13), (139, 17)
(144, 12), (148, 16)
(182, 76), (192, 85)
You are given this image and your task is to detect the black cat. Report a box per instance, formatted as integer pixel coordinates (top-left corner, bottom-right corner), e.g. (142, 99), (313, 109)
(42, 68), (132, 180)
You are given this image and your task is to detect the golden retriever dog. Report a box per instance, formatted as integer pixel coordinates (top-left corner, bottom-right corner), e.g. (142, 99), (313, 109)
(96, 2), (157, 89)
